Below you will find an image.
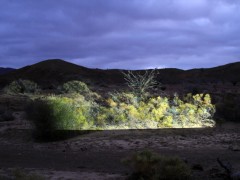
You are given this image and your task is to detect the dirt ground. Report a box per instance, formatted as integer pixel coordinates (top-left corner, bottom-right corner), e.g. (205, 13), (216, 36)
(0, 111), (240, 179)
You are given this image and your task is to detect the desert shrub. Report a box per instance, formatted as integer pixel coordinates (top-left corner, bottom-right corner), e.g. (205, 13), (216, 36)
(60, 80), (101, 101)
(4, 79), (39, 94)
(26, 91), (215, 139)
(123, 150), (191, 180)
(104, 92), (215, 128)
(26, 95), (96, 139)
(170, 93), (215, 127)
(122, 69), (159, 99)
(61, 80), (89, 94)
(109, 92), (139, 105)
(13, 169), (45, 180)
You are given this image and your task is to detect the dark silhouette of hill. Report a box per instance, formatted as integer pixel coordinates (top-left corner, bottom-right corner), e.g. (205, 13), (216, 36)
(0, 59), (124, 88)
(183, 62), (240, 84)
(0, 67), (15, 75)
(0, 59), (239, 88)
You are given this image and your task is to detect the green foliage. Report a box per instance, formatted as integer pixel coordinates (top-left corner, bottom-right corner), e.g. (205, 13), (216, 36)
(26, 95), (96, 139)
(170, 93), (216, 127)
(60, 80), (101, 101)
(123, 150), (191, 180)
(61, 80), (89, 94)
(26, 91), (215, 140)
(4, 79), (39, 94)
(104, 92), (215, 129)
(122, 69), (158, 99)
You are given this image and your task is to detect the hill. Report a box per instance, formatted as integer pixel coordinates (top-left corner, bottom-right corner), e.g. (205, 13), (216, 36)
(0, 59), (239, 89)
(0, 59), (124, 89)
(0, 67), (15, 75)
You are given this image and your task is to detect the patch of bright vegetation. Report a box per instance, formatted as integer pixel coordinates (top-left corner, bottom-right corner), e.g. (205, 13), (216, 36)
(123, 150), (191, 180)
(26, 92), (215, 139)
(21, 73), (215, 139)
(103, 92), (215, 128)
(26, 94), (98, 139)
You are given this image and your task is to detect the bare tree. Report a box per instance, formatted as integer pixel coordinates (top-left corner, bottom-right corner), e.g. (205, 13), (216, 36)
(122, 69), (159, 99)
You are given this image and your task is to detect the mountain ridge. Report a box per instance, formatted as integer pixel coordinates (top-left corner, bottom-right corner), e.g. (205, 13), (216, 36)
(0, 67), (15, 75)
(0, 59), (239, 88)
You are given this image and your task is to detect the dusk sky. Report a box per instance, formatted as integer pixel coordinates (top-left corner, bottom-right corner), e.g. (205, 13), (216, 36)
(0, 0), (240, 69)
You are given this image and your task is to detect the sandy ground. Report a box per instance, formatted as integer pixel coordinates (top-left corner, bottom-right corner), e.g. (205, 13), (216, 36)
(0, 111), (240, 179)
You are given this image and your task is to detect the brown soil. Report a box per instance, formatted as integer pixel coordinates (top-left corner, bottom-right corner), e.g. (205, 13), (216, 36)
(0, 111), (240, 179)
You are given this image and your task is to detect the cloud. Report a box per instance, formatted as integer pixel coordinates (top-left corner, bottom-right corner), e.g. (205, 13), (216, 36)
(0, 0), (239, 69)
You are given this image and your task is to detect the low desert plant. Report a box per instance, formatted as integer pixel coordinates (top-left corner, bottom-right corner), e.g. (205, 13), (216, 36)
(4, 79), (39, 94)
(123, 150), (191, 180)
(13, 168), (45, 180)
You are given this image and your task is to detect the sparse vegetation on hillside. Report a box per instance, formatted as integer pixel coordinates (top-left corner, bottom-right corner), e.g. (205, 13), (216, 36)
(61, 80), (90, 94)
(4, 79), (39, 94)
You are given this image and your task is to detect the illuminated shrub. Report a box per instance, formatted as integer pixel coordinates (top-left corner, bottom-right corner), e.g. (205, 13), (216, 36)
(4, 79), (39, 94)
(104, 92), (215, 129)
(171, 93), (215, 127)
(26, 95), (96, 139)
(109, 92), (138, 105)
(123, 150), (191, 180)
(27, 91), (215, 139)
(60, 80), (101, 101)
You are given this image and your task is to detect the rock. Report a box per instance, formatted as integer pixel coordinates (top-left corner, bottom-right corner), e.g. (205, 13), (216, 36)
(80, 147), (87, 151)
(192, 164), (204, 171)
(231, 171), (240, 180)
(228, 145), (240, 151)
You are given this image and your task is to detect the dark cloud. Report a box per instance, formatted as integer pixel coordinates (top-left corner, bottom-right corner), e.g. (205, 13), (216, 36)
(0, 0), (239, 69)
